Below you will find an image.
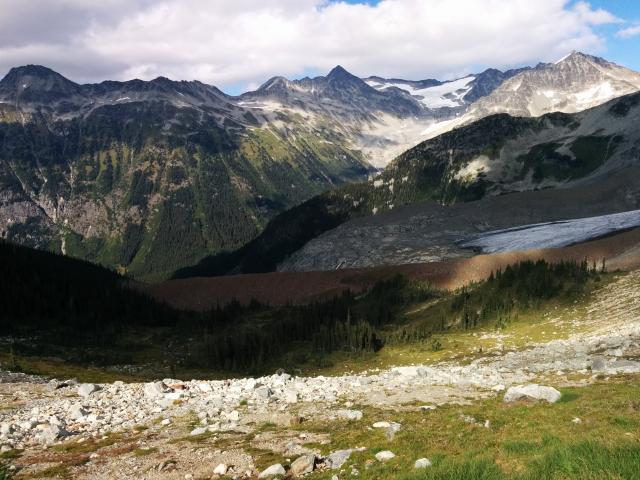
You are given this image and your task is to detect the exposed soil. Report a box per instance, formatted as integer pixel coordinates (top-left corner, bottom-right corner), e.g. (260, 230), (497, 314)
(142, 228), (640, 310)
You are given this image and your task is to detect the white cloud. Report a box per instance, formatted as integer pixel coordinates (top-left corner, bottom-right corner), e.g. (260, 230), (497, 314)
(0, 0), (621, 91)
(617, 24), (640, 39)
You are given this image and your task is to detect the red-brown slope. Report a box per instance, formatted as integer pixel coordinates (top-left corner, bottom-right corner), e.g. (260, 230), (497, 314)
(142, 228), (640, 311)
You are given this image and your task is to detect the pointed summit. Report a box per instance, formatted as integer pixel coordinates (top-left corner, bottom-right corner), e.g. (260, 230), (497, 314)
(328, 65), (349, 77)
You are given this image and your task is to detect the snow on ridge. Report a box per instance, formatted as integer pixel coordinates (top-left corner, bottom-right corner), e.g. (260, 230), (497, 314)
(366, 76), (476, 108)
(458, 209), (640, 254)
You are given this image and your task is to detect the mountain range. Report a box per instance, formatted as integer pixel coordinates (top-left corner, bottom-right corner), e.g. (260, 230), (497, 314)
(1, 51), (639, 280)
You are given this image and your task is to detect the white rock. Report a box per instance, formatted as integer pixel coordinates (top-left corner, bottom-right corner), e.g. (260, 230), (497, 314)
(161, 419), (171, 426)
(190, 427), (207, 436)
(36, 423), (65, 444)
(414, 458), (432, 468)
(290, 454), (315, 476)
(258, 463), (286, 478)
(69, 404), (88, 421)
(77, 384), (99, 397)
(503, 384), (561, 403)
(283, 389), (298, 404)
(213, 463), (228, 475)
(144, 382), (168, 399)
(372, 421), (390, 428)
(375, 450), (396, 462)
(337, 409), (363, 421)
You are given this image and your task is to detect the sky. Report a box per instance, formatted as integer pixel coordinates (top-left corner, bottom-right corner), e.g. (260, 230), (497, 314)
(1, 0), (639, 95)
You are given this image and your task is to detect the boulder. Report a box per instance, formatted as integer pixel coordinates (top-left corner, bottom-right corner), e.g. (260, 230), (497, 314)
(325, 449), (353, 469)
(337, 409), (363, 421)
(290, 454), (315, 476)
(258, 463), (286, 478)
(36, 423), (66, 444)
(414, 458), (432, 468)
(77, 383), (99, 397)
(255, 386), (272, 400)
(69, 404), (88, 421)
(213, 463), (228, 475)
(144, 381), (168, 399)
(283, 389), (298, 404)
(372, 421), (390, 428)
(375, 450), (396, 462)
(503, 384), (561, 403)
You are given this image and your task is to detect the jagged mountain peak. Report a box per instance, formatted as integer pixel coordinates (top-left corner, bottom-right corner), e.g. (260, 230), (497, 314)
(468, 51), (640, 118)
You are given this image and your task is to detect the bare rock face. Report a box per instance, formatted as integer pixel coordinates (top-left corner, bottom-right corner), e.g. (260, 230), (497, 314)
(470, 52), (640, 118)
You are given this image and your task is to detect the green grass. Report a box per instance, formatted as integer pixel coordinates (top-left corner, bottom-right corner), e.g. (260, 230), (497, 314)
(289, 376), (640, 480)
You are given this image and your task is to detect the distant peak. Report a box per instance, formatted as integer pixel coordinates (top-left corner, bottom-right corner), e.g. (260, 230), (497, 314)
(327, 65), (354, 79)
(4, 64), (63, 80)
(258, 76), (290, 91)
(554, 50), (596, 65)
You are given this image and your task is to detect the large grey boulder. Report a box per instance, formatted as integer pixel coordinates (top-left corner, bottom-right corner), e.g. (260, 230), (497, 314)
(144, 381), (168, 398)
(325, 449), (353, 469)
(36, 423), (66, 444)
(77, 383), (99, 397)
(258, 463), (286, 478)
(69, 404), (88, 421)
(290, 454), (315, 476)
(503, 384), (561, 403)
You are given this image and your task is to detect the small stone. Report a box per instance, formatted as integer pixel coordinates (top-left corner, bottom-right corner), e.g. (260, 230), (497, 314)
(190, 427), (207, 436)
(161, 419), (171, 426)
(213, 463), (228, 475)
(77, 383), (99, 397)
(290, 454), (315, 476)
(375, 451), (395, 462)
(258, 463), (286, 478)
(414, 458), (432, 469)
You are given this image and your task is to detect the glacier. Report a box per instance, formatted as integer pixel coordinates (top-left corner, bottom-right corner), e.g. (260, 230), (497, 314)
(457, 209), (640, 254)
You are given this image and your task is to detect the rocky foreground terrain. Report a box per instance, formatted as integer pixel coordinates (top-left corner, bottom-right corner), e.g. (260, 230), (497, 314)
(2, 270), (640, 479)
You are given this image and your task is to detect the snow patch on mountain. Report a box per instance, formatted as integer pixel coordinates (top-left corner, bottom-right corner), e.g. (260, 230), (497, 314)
(366, 76), (475, 108)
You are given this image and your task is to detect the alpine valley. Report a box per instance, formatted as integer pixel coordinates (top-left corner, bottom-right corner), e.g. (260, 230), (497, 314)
(2, 51), (640, 280)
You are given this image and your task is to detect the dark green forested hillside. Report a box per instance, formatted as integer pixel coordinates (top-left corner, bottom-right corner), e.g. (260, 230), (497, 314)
(1, 240), (599, 376)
